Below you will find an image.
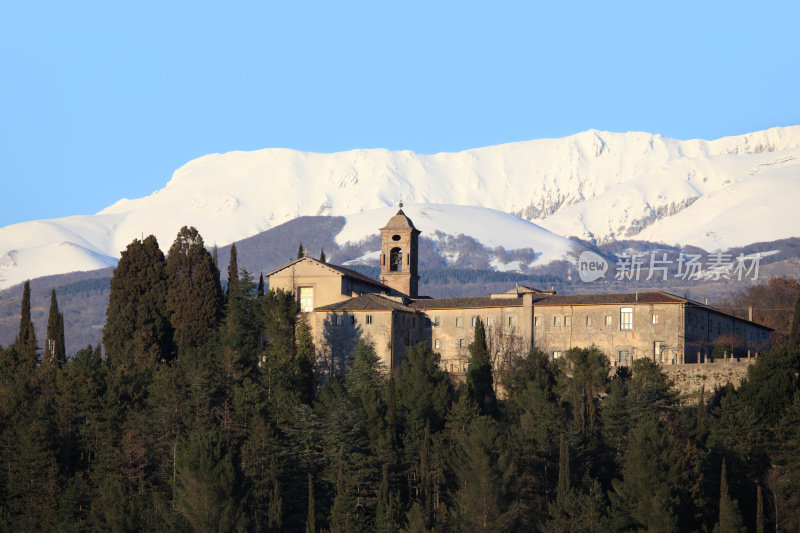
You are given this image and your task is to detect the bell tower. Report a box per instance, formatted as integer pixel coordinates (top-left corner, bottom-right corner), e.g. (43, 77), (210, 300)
(379, 204), (420, 298)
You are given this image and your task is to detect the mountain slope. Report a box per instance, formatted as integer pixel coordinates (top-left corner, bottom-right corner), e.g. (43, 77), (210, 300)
(1, 126), (799, 289)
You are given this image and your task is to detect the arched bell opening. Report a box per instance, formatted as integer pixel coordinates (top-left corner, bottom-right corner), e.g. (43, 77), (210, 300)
(389, 247), (403, 271)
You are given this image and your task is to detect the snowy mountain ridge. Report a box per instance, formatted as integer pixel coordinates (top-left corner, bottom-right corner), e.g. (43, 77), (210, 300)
(1, 125), (799, 290)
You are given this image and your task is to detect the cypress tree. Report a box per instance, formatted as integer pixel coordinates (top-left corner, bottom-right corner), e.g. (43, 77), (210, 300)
(297, 243), (304, 259)
(320, 249), (326, 263)
(257, 273), (265, 297)
(789, 292), (800, 346)
(296, 318), (316, 404)
(713, 459), (746, 533)
(44, 289), (65, 365)
(166, 227), (223, 356)
(15, 280), (38, 365)
(466, 318), (495, 415)
(226, 243), (238, 295)
(104, 235), (172, 367)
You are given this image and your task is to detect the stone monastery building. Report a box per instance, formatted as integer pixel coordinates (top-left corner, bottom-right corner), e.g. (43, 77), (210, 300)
(267, 208), (771, 376)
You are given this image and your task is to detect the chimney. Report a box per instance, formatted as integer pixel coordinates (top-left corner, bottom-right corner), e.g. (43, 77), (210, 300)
(748, 306), (753, 321)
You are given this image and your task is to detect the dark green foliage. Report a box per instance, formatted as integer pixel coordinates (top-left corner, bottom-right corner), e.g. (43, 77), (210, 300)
(466, 317), (495, 415)
(166, 227), (223, 356)
(713, 459), (746, 533)
(306, 471), (316, 533)
(610, 416), (683, 532)
(175, 430), (247, 532)
(226, 242), (238, 295)
(396, 342), (452, 436)
(320, 248), (326, 263)
(104, 235), (172, 367)
(44, 289), (65, 365)
(790, 292), (800, 346)
(257, 272), (265, 297)
(297, 242), (304, 259)
(3, 251), (800, 531)
(15, 280), (38, 364)
(557, 346), (609, 434)
(452, 416), (512, 531)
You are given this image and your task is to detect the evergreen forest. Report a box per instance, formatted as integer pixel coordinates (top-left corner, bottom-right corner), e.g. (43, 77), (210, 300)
(1, 227), (800, 532)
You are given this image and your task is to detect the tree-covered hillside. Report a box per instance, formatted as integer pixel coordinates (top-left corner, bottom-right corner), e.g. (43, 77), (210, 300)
(1, 228), (799, 531)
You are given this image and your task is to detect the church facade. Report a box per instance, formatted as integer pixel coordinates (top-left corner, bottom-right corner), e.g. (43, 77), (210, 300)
(267, 209), (771, 376)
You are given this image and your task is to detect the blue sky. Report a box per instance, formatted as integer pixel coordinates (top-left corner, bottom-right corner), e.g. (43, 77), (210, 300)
(1, 1), (798, 228)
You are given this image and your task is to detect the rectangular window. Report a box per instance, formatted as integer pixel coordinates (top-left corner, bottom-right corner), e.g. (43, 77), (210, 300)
(534, 316), (542, 327)
(620, 308), (633, 330)
(564, 316), (571, 327)
(652, 314), (659, 324)
(434, 339), (441, 349)
(434, 316), (440, 327)
(472, 316), (478, 327)
(456, 317), (463, 327)
(486, 316), (492, 327)
(508, 316), (514, 327)
(459, 338), (465, 348)
(366, 314), (373, 325)
(553, 316), (561, 327)
(605, 315), (613, 326)
(586, 316), (592, 327)
(299, 287), (314, 313)
(618, 350), (629, 365)
(334, 314), (342, 326)
(654, 341), (665, 363)
(552, 350), (563, 360)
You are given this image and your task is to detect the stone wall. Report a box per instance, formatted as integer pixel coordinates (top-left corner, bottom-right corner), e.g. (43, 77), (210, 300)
(661, 359), (754, 402)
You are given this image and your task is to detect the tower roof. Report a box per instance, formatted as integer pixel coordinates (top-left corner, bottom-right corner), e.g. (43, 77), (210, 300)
(380, 209), (420, 233)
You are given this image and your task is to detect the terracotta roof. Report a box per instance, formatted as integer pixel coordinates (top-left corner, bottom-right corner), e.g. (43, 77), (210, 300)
(324, 263), (390, 289)
(316, 293), (415, 312)
(532, 291), (772, 330)
(380, 209), (420, 232)
(409, 297), (523, 310)
(531, 291), (685, 306)
(265, 256), (391, 291)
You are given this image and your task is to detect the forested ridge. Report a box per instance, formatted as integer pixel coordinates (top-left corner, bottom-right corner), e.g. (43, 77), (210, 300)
(1, 227), (799, 532)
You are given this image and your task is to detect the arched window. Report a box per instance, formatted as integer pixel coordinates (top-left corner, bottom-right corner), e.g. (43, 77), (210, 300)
(389, 247), (402, 271)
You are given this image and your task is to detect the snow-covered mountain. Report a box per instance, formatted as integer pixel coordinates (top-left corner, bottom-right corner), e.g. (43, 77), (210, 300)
(1, 126), (799, 290)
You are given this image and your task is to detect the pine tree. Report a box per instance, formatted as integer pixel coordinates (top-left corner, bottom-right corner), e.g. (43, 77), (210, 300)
(104, 235), (172, 367)
(297, 243), (304, 259)
(166, 227), (223, 356)
(466, 318), (495, 415)
(452, 416), (511, 532)
(175, 431), (246, 532)
(610, 416), (682, 531)
(44, 289), (65, 365)
(558, 346), (609, 434)
(15, 280), (38, 365)
(226, 243), (239, 295)
(320, 249), (326, 263)
(713, 459), (746, 533)
(396, 342), (452, 436)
